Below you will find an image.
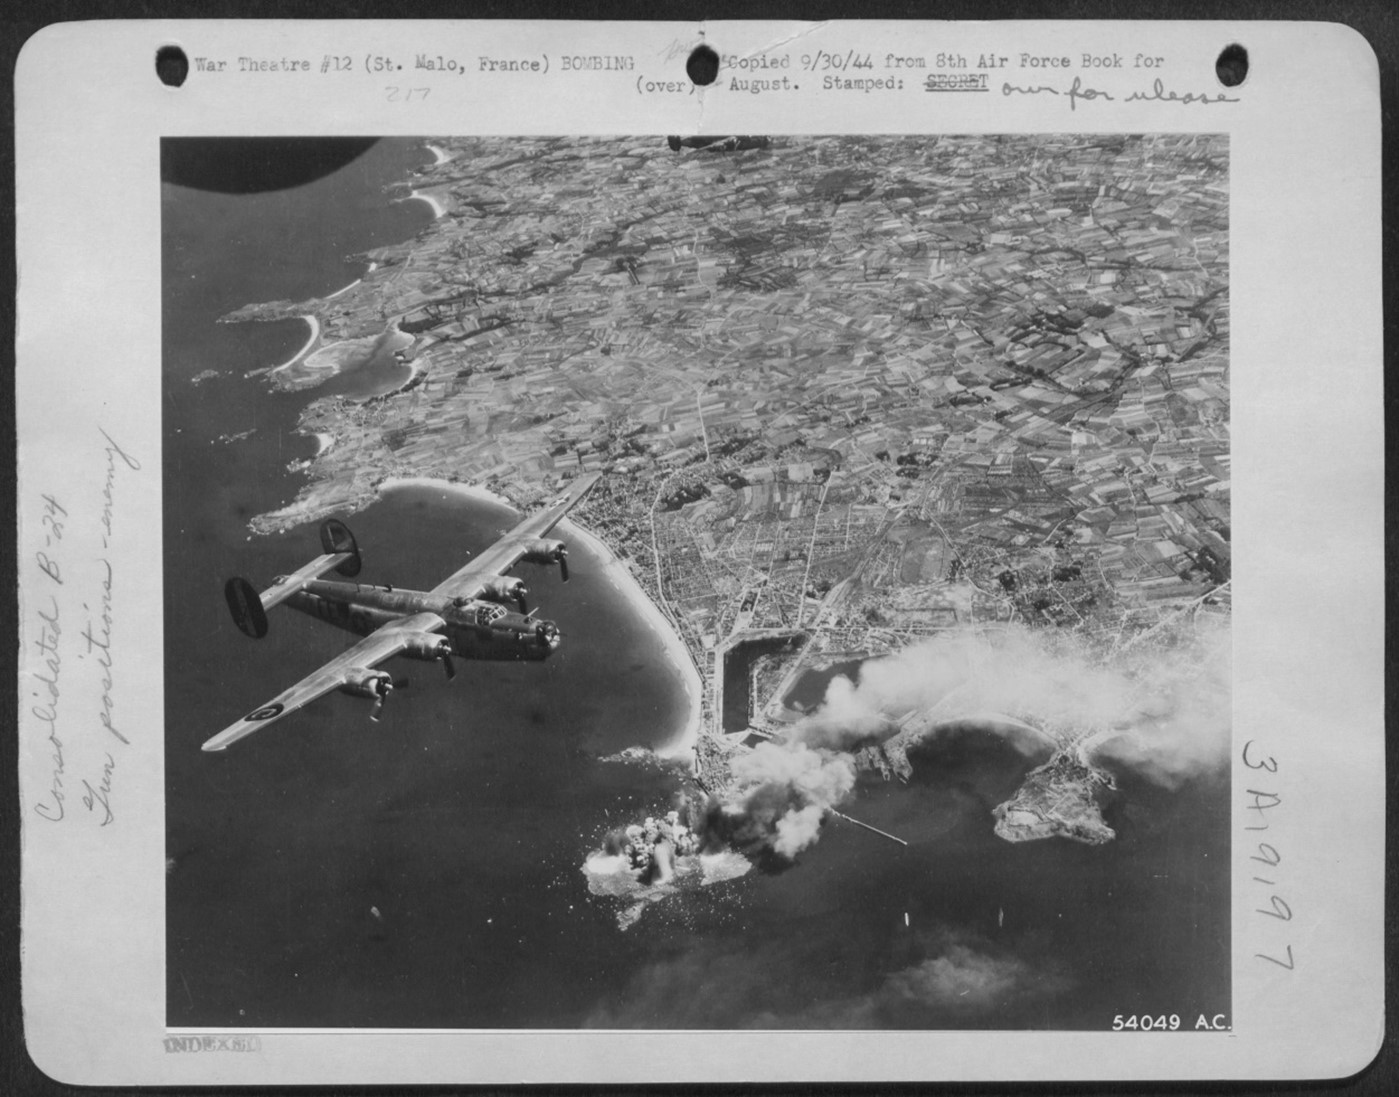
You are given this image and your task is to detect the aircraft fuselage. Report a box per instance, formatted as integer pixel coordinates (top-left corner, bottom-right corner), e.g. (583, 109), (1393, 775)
(286, 579), (559, 661)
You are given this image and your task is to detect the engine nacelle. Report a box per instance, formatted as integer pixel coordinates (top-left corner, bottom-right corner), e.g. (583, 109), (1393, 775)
(338, 668), (393, 699)
(522, 538), (566, 565)
(522, 538), (570, 581)
(400, 632), (453, 663)
(480, 576), (529, 612)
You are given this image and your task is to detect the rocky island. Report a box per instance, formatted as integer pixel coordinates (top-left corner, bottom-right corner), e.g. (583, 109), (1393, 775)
(993, 748), (1117, 845)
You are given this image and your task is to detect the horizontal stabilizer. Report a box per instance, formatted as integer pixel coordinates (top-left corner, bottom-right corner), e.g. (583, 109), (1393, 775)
(224, 519), (362, 637)
(225, 577), (269, 638)
(320, 518), (362, 577)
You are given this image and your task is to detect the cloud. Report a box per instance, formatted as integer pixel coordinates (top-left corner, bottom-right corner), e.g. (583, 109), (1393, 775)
(583, 939), (793, 1029)
(879, 942), (1043, 1012)
(585, 927), (1068, 1030)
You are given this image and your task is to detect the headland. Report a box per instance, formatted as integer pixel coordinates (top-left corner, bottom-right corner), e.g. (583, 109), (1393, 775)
(225, 135), (1232, 813)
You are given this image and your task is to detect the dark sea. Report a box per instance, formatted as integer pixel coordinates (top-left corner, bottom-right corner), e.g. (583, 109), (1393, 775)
(163, 139), (1229, 1032)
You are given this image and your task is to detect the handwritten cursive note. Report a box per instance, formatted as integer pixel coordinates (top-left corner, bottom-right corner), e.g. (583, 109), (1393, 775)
(31, 494), (67, 821)
(26, 427), (142, 828)
(1003, 75), (1239, 111)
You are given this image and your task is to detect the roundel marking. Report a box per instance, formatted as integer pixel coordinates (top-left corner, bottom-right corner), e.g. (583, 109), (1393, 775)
(245, 703), (285, 722)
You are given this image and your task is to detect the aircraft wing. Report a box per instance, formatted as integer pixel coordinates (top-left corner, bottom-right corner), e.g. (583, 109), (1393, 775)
(202, 611), (447, 752)
(429, 472), (602, 602)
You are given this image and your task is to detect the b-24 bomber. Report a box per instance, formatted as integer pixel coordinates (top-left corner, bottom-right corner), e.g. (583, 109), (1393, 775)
(203, 472), (601, 752)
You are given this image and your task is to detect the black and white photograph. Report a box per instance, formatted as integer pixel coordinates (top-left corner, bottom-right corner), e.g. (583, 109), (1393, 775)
(163, 133), (1232, 1031)
(15, 19), (1383, 1085)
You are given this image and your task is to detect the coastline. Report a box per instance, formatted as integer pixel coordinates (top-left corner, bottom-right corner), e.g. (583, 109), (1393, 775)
(425, 143), (452, 166)
(270, 314), (320, 373)
(407, 189), (446, 219)
(560, 516), (703, 766)
(172, 134), (1235, 1031)
(377, 477), (703, 765)
(278, 325), (414, 392)
(378, 475), (514, 510)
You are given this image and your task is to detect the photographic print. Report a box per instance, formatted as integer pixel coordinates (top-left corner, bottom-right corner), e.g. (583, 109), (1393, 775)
(163, 133), (1233, 1032)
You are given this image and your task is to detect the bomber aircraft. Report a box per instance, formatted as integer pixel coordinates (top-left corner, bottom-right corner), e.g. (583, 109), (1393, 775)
(203, 472), (601, 752)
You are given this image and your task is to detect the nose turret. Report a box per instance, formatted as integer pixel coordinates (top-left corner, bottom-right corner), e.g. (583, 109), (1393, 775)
(535, 619), (561, 652)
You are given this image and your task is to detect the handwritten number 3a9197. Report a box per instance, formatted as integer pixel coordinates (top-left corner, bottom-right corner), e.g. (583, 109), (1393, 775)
(1243, 739), (1293, 971)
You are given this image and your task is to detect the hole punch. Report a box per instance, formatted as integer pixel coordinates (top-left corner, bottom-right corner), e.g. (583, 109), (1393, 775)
(156, 45), (189, 88)
(1215, 44), (1248, 88)
(687, 45), (720, 86)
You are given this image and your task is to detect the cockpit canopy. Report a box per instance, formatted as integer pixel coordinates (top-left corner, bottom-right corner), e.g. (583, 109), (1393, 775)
(474, 602), (508, 627)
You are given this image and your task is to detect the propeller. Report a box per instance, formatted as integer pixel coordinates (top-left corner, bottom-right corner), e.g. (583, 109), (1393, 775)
(438, 639), (457, 680)
(557, 547), (569, 583)
(369, 676), (411, 723)
(516, 589), (529, 614)
(369, 676), (394, 722)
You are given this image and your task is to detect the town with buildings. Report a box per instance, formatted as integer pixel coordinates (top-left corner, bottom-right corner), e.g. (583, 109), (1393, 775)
(227, 134), (1230, 810)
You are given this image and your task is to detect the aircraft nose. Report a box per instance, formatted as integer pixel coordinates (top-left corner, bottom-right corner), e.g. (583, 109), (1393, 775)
(536, 620), (561, 650)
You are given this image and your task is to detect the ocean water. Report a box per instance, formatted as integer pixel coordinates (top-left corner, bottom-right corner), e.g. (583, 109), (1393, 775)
(163, 138), (1229, 1031)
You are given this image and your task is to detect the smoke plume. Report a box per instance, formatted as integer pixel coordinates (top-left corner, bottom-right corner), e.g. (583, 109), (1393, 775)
(701, 741), (856, 862)
(793, 620), (1230, 786)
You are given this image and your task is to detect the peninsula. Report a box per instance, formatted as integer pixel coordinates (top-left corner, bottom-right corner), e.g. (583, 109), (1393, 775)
(222, 135), (1232, 821)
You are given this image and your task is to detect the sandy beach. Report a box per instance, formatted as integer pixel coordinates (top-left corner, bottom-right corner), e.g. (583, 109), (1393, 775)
(270, 314), (320, 373)
(379, 475), (514, 510)
(277, 325), (414, 392)
(425, 143), (453, 166)
(277, 337), (351, 388)
(378, 478), (703, 763)
(408, 189), (446, 219)
(560, 516), (703, 765)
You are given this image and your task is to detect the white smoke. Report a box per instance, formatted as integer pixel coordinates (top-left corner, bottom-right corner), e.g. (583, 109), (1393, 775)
(794, 620), (1230, 786)
(730, 740), (857, 803)
(774, 804), (826, 859)
(1089, 619), (1232, 787)
(716, 741), (857, 860)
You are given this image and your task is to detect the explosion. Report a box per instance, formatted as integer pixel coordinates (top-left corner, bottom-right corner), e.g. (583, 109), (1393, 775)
(705, 742), (858, 860)
(583, 800), (753, 931)
(587, 619), (1229, 927)
(583, 741), (859, 930)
